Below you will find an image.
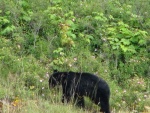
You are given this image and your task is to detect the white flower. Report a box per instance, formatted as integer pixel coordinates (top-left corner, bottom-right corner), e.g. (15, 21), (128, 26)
(138, 98), (141, 101)
(144, 95), (147, 98)
(69, 64), (72, 67)
(40, 79), (43, 82)
(123, 90), (126, 93)
(94, 48), (98, 52)
(45, 72), (49, 78)
(74, 57), (77, 61)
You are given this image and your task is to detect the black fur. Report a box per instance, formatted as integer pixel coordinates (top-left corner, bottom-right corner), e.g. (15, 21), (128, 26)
(49, 71), (110, 113)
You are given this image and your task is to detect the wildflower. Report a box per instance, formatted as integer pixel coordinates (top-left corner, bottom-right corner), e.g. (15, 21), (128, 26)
(60, 52), (64, 55)
(65, 58), (68, 62)
(42, 94), (45, 97)
(94, 48), (98, 52)
(105, 70), (108, 73)
(118, 103), (121, 107)
(69, 64), (72, 67)
(11, 97), (21, 107)
(91, 56), (95, 59)
(144, 95), (147, 98)
(102, 38), (107, 42)
(17, 45), (21, 49)
(40, 79), (43, 82)
(42, 87), (44, 90)
(138, 81), (141, 84)
(123, 90), (126, 93)
(122, 101), (125, 104)
(30, 86), (35, 89)
(138, 98), (141, 101)
(73, 57), (77, 61)
(45, 72), (49, 78)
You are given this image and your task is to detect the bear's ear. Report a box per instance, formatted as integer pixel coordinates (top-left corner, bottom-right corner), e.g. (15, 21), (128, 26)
(53, 69), (58, 73)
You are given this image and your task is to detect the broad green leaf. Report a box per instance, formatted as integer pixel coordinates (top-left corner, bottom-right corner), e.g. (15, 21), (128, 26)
(53, 48), (63, 54)
(3, 18), (10, 24)
(120, 27), (132, 36)
(128, 45), (136, 53)
(70, 34), (76, 39)
(130, 37), (139, 43)
(139, 30), (148, 37)
(118, 21), (129, 28)
(121, 39), (130, 45)
(66, 20), (74, 26)
(85, 38), (91, 43)
(22, 16), (31, 21)
(114, 38), (119, 42)
(109, 15), (114, 20)
(139, 39), (146, 45)
(120, 44), (128, 52)
(5, 11), (10, 15)
(110, 41), (115, 45)
(112, 45), (119, 50)
(1, 25), (15, 35)
(67, 31), (76, 39)
(86, 35), (94, 40)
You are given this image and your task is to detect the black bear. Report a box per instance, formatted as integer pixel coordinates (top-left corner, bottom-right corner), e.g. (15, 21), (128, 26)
(49, 71), (110, 113)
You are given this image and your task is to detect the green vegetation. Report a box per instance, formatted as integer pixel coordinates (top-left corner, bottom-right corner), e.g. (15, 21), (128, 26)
(0, 0), (149, 112)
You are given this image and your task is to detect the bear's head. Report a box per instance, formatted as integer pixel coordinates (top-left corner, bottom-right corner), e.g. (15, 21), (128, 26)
(49, 70), (64, 88)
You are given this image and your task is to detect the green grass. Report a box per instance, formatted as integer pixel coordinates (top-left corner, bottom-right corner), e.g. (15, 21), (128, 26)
(0, 76), (150, 113)
(2, 100), (80, 113)
(0, 96), (133, 113)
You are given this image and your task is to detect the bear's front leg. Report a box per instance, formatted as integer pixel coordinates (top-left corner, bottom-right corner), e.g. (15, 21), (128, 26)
(61, 94), (72, 103)
(61, 94), (65, 103)
(74, 94), (85, 108)
(62, 85), (72, 103)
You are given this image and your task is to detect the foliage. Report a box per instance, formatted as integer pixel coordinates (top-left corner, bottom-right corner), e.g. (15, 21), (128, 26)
(107, 21), (148, 53)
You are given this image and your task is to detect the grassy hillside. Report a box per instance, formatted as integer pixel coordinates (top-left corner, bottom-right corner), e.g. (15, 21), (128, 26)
(0, 0), (150, 112)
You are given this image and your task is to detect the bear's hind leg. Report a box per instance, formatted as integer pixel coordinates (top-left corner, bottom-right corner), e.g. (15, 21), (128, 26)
(99, 98), (110, 113)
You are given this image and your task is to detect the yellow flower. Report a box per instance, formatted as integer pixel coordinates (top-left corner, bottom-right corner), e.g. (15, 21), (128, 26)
(30, 85), (35, 90)
(11, 97), (21, 107)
